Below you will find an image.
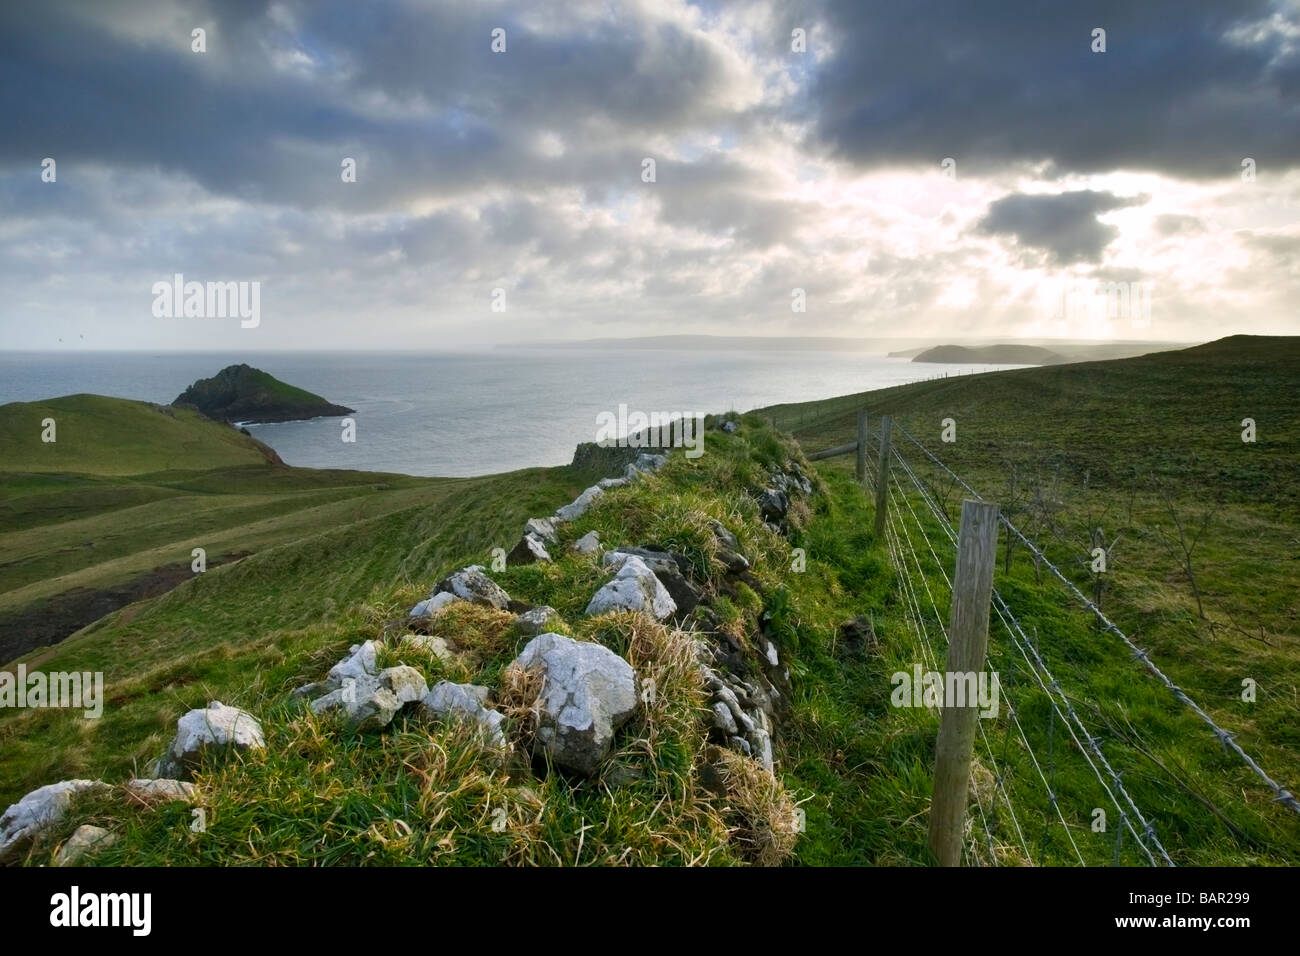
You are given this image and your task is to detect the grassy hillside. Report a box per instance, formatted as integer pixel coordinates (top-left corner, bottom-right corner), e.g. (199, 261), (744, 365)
(0, 395), (278, 475)
(913, 344), (1066, 365)
(763, 334), (1300, 864)
(3, 336), (1297, 867)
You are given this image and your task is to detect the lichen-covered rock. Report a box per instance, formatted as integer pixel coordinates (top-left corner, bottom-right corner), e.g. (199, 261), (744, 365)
(508, 533), (552, 565)
(524, 517), (558, 543)
(331, 640), (380, 685)
(710, 520), (751, 571)
(310, 665), (427, 731)
(400, 633), (455, 661)
(156, 701), (265, 780)
(410, 591), (461, 619)
(602, 548), (702, 616)
(124, 778), (197, 806)
(0, 780), (108, 864)
(516, 605), (561, 637)
(420, 681), (507, 747)
(554, 485), (603, 522)
(758, 488), (790, 521)
(571, 530), (602, 556)
(54, 824), (116, 867)
(510, 633), (638, 775)
(585, 554), (677, 620)
(434, 566), (511, 609)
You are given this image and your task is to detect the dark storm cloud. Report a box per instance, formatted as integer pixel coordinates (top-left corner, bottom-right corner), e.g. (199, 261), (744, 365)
(976, 190), (1147, 264)
(0, 0), (755, 211)
(810, 0), (1300, 178)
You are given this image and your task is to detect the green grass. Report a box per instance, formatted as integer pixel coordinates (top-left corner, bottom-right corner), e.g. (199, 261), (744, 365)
(762, 335), (1300, 865)
(4, 335), (1298, 867)
(0, 395), (276, 475)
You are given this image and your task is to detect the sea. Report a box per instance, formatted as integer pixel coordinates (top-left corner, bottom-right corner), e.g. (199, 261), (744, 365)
(0, 350), (1023, 477)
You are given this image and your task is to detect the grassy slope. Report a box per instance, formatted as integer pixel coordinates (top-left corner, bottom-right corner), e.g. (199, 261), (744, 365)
(0, 395), (276, 475)
(4, 337), (1297, 866)
(14, 418), (817, 866)
(763, 335), (1300, 864)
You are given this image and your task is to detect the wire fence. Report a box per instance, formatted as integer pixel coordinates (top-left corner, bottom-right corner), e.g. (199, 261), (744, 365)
(830, 414), (1298, 866)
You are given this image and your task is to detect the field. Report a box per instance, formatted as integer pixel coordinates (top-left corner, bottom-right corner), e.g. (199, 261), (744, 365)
(1, 336), (1297, 866)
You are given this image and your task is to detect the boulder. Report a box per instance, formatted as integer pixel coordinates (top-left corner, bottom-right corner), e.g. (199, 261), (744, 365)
(420, 681), (507, 747)
(510, 633), (638, 775)
(0, 780), (108, 864)
(571, 530), (602, 555)
(409, 591), (461, 619)
(602, 548), (703, 616)
(434, 566), (511, 610)
(516, 605), (561, 637)
(54, 824), (117, 867)
(554, 485), (603, 522)
(400, 633), (455, 661)
(585, 554), (677, 620)
(757, 488), (790, 522)
(597, 476), (630, 489)
(156, 701), (265, 780)
(524, 517), (558, 543)
(310, 665), (427, 731)
(327, 640), (380, 687)
(624, 452), (667, 480)
(124, 778), (197, 806)
(508, 533), (552, 565)
(721, 420), (738, 434)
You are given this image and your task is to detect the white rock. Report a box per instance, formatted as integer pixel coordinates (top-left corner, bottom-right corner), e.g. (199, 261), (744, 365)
(311, 666), (426, 730)
(508, 533), (552, 564)
(510, 633), (638, 775)
(157, 701), (265, 780)
(55, 824), (117, 867)
(584, 555), (676, 620)
(554, 485), (603, 522)
(410, 591), (461, 618)
(420, 681), (507, 747)
(571, 530), (602, 555)
(0, 780), (108, 864)
(400, 633), (455, 661)
(516, 606), (560, 637)
(525, 517), (558, 543)
(434, 566), (511, 609)
(711, 702), (738, 735)
(125, 778), (197, 805)
(326, 640), (380, 688)
(765, 641), (780, 667)
(597, 476), (629, 489)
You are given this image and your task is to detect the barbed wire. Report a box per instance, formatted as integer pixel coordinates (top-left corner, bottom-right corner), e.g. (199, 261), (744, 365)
(887, 437), (1170, 864)
(890, 419), (1300, 818)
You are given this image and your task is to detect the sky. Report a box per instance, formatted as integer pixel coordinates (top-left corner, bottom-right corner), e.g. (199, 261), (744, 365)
(1, 0), (1298, 350)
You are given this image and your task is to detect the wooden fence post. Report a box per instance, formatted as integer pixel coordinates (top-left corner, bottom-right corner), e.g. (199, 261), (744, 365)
(873, 415), (893, 538)
(855, 410), (868, 485)
(928, 499), (1000, 866)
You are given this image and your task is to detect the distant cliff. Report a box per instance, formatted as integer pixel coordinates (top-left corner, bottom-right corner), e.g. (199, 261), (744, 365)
(173, 364), (354, 424)
(913, 344), (1067, 365)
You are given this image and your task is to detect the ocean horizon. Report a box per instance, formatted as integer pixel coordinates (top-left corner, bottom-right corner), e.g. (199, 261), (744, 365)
(0, 348), (1025, 477)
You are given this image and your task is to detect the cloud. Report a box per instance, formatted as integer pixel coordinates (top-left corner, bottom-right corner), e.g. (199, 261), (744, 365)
(976, 190), (1148, 264)
(810, 0), (1300, 178)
